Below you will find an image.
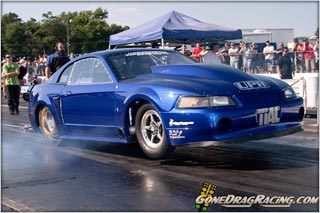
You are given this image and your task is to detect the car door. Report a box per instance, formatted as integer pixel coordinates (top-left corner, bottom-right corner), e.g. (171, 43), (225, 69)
(60, 57), (119, 138)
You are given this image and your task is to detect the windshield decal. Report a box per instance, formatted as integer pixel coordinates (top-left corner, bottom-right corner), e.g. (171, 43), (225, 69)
(125, 51), (169, 56)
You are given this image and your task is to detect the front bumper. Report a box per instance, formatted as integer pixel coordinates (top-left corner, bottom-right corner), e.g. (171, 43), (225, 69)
(162, 99), (304, 146)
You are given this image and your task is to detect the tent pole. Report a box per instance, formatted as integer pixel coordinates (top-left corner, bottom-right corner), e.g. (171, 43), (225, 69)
(161, 39), (164, 48)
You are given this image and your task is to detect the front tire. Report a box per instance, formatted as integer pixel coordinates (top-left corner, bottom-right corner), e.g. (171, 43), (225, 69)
(39, 106), (61, 144)
(135, 104), (174, 159)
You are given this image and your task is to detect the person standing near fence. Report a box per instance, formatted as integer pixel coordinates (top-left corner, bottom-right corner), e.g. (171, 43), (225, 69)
(221, 43), (230, 65)
(274, 42), (284, 65)
(239, 42), (250, 72)
(243, 43), (254, 73)
(37, 55), (46, 76)
(250, 43), (259, 73)
(263, 40), (275, 73)
(179, 44), (191, 57)
(191, 42), (202, 62)
(18, 59), (28, 86)
(277, 47), (294, 79)
(2, 54), (20, 115)
(199, 43), (208, 63)
(201, 42), (222, 64)
(292, 39), (305, 73)
(302, 38), (316, 73)
(228, 43), (240, 69)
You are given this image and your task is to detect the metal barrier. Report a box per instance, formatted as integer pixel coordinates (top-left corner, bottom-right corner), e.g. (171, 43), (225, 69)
(201, 50), (319, 74)
(258, 73), (318, 125)
(282, 77), (307, 107)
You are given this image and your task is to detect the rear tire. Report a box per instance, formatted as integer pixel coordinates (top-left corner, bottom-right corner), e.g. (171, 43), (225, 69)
(135, 104), (174, 159)
(39, 106), (61, 144)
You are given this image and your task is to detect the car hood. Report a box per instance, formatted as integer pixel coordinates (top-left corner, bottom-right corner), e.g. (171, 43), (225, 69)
(123, 64), (287, 96)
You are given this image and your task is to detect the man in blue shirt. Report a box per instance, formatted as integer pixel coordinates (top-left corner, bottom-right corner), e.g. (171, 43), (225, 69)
(45, 42), (70, 80)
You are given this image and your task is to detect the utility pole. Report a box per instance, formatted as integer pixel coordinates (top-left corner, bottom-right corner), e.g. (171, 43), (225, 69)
(66, 19), (72, 56)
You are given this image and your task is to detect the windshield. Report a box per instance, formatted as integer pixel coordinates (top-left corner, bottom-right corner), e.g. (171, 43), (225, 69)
(106, 50), (195, 80)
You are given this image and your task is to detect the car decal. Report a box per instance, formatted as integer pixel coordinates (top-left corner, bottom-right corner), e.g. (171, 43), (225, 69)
(169, 119), (194, 127)
(234, 80), (270, 90)
(256, 106), (281, 126)
(169, 130), (185, 139)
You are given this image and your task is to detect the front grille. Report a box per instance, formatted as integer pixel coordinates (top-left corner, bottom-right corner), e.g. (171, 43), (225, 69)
(236, 92), (282, 107)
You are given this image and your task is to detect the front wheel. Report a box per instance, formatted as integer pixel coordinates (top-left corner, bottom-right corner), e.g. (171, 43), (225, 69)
(39, 106), (61, 144)
(135, 104), (174, 159)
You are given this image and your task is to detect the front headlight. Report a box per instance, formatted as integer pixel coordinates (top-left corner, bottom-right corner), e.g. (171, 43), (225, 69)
(176, 96), (236, 108)
(284, 87), (296, 99)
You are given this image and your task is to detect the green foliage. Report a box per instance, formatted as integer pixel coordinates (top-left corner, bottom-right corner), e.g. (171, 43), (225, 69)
(1, 8), (129, 58)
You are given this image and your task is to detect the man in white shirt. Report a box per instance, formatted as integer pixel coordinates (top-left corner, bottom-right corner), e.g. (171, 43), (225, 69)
(202, 42), (222, 64)
(228, 43), (240, 69)
(263, 40), (275, 73)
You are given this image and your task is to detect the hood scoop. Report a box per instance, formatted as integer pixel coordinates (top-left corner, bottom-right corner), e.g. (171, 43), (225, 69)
(151, 64), (256, 82)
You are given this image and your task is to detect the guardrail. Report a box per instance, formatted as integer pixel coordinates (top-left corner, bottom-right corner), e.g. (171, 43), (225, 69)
(258, 73), (318, 125)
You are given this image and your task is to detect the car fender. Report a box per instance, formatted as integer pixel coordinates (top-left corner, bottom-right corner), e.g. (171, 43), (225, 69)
(123, 87), (178, 112)
(29, 85), (65, 132)
(122, 87), (178, 143)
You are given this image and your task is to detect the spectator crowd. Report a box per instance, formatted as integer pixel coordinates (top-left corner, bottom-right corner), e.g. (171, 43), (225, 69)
(2, 38), (319, 93)
(179, 37), (319, 77)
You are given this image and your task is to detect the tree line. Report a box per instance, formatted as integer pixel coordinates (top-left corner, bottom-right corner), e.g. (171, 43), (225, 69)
(1, 8), (129, 59)
(2, 7), (318, 60)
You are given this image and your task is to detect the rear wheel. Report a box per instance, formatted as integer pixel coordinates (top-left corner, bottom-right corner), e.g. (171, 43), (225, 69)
(39, 106), (61, 144)
(135, 104), (174, 159)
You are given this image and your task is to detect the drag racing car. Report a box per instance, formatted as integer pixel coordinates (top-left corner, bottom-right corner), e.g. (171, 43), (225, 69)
(28, 48), (304, 159)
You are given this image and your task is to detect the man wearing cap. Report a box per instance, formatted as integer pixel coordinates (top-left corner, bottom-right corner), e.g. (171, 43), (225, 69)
(2, 54), (21, 115)
(263, 40), (275, 73)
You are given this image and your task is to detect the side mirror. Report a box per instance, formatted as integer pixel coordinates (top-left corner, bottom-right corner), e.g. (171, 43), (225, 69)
(32, 80), (38, 85)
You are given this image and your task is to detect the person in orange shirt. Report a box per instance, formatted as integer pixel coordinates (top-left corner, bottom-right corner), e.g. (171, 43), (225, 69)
(302, 39), (316, 72)
(292, 38), (305, 73)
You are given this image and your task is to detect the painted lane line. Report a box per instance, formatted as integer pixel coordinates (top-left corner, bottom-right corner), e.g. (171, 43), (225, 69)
(2, 197), (36, 212)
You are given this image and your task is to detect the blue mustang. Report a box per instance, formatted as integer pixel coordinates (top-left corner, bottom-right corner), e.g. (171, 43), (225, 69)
(28, 48), (304, 159)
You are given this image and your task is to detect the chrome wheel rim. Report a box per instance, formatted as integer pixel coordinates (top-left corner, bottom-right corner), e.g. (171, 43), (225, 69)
(43, 109), (55, 132)
(141, 110), (164, 149)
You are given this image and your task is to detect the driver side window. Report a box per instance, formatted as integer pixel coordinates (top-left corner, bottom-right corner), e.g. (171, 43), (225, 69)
(92, 59), (113, 83)
(63, 58), (113, 84)
(58, 64), (73, 84)
(69, 58), (94, 84)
